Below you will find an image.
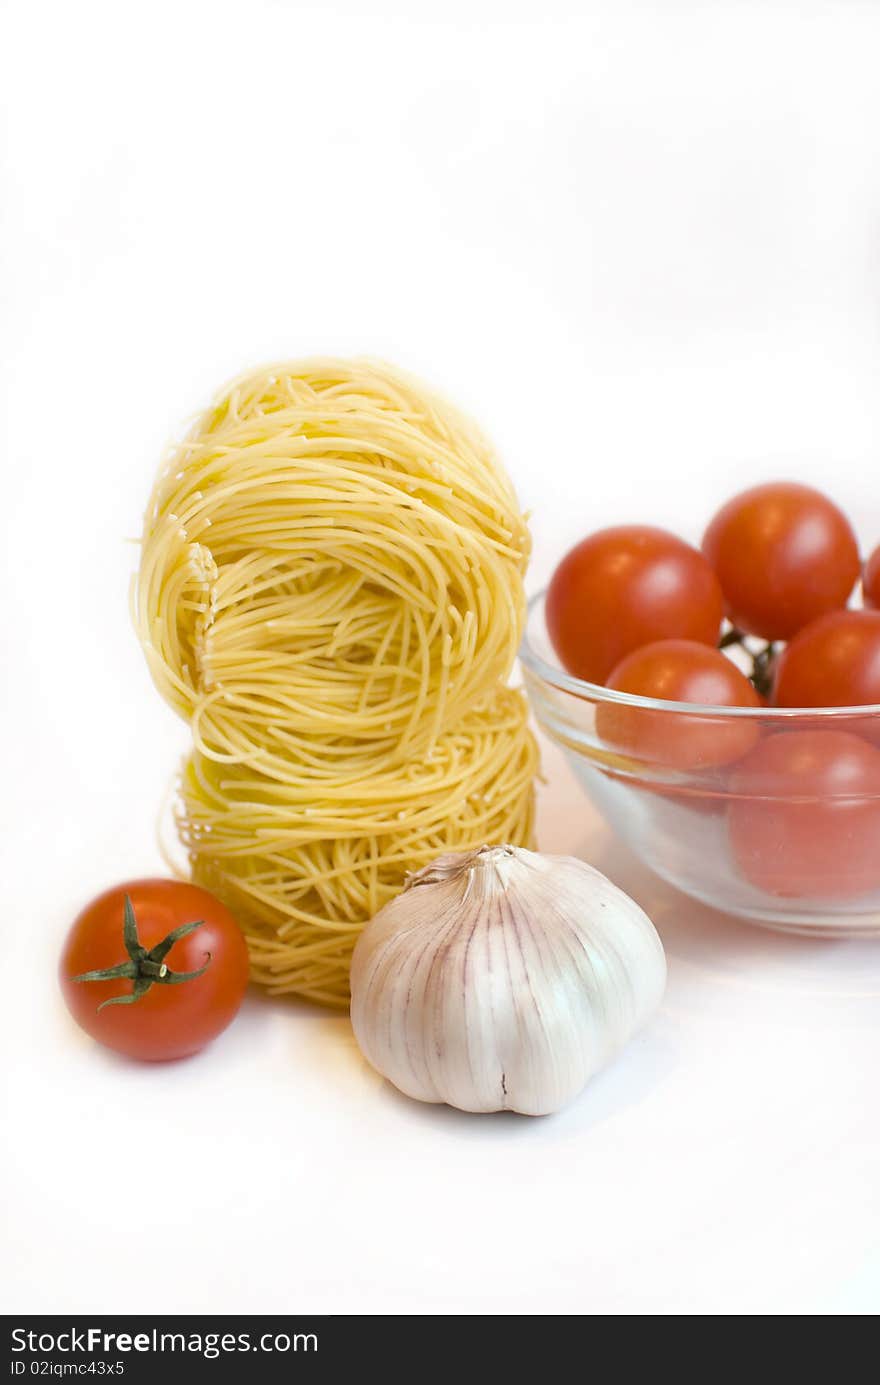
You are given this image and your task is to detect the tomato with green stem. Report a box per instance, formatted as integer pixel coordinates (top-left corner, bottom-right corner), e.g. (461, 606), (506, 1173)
(60, 879), (249, 1060)
(702, 482), (860, 641)
(546, 526), (723, 685)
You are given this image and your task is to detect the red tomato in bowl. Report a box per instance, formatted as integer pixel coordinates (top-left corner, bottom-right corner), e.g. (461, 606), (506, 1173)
(546, 526), (723, 684)
(702, 482), (860, 641)
(598, 639), (762, 769)
(60, 879), (250, 1060)
(728, 730), (880, 899)
(772, 609), (880, 708)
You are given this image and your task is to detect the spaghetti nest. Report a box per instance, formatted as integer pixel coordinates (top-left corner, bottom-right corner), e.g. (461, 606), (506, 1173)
(137, 358), (530, 769)
(136, 359), (536, 1004)
(179, 686), (537, 1006)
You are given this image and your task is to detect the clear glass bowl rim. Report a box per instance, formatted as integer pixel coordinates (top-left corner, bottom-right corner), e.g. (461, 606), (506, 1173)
(519, 590), (880, 721)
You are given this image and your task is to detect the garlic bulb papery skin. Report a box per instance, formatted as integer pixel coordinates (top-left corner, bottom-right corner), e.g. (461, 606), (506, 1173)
(349, 844), (666, 1116)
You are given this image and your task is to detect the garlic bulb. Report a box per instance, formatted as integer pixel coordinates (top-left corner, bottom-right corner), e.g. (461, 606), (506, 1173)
(350, 844), (666, 1116)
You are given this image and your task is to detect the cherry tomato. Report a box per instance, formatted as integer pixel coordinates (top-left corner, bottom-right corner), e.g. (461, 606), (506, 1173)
(546, 526), (724, 684)
(598, 639), (762, 769)
(60, 879), (250, 1060)
(728, 730), (880, 899)
(772, 609), (880, 708)
(864, 545), (880, 610)
(702, 482), (860, 640)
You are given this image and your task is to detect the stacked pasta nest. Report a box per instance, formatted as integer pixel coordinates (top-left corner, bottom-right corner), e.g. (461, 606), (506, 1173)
(135, 359), (537, 1005)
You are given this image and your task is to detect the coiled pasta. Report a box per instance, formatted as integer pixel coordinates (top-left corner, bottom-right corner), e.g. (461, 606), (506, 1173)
(135, 359), (536, 1004)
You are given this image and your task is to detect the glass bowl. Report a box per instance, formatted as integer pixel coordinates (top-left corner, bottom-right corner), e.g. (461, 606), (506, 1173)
(520, 592), (880, 937)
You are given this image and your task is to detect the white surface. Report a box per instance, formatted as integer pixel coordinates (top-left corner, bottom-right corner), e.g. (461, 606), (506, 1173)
(3, 0), (880, 1316)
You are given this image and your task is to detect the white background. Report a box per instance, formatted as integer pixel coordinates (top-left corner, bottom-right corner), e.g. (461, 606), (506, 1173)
(3, 0), (880, 1316)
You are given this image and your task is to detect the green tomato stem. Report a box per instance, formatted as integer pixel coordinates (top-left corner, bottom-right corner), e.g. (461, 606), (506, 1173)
(718, 628), (776, 698)
(70, 895), (211, 1011)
